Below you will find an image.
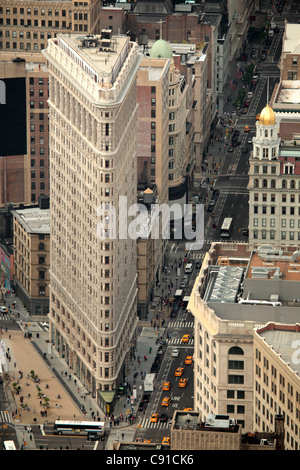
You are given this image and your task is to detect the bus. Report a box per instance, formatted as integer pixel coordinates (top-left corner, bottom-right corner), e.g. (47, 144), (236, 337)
(220, 218), (233, 238)
(53, 420), (105, 438)
(3, 440), (17, 450)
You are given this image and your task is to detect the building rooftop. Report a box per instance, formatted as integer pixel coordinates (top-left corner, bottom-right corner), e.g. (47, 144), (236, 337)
(189, 243), (300, 325)
(283, 23), (300, 54)
(56, 32), (130, 86)
(12, 207), (50, 234)
(245, 247), (300, 282)
(256, 323), (300, 378)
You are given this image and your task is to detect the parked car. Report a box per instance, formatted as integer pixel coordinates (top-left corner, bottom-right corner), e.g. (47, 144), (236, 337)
(242, 147), (248, 154)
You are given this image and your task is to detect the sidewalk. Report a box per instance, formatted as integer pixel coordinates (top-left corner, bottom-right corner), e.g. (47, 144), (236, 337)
(1, 261), (183, 449)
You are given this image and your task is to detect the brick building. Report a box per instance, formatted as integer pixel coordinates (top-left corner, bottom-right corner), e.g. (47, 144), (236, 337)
(12, 202), (50, 316)
(0, 0), (101, 52)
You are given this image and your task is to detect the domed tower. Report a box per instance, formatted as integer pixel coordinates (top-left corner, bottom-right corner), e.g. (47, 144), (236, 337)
(149, 39), (189, 221)
(248, 104), (282, 246)
(252, 104), (281, 160)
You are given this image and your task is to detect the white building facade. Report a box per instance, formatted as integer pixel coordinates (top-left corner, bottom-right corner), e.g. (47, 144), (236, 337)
(43, 32), (142, 410)
(248, 104), (300, 247)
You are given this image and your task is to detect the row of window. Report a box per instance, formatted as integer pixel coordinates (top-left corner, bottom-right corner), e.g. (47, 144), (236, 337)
(252, 229), (300, 241)
(253, 218), (300, 228)
(0, 7), (67, 16)
(0, 41), (46, 50)
(252, 178), (299, 189)
(253, 193), (299, 203)
(253, 206), (300, 215)
(0, 18), (69, 27)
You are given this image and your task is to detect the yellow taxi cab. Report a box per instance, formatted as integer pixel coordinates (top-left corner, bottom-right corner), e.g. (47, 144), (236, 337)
(162, 437), (170, 445)
(256, 113), (260, 121)
(162, 381), (171, 391)
(244, 125), (250, 132)
(150, 413), (159, 423)
(175, 367), (184, 377)
(184, 408), (193, 412)
(161, 396), (171, 407)
(181, 334), (190, 343)
(185, 356), (193, 365)
(179, 378), (187, 388)
(143, 439), (152, 443)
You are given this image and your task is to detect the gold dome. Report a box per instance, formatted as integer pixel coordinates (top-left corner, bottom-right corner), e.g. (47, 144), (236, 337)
(258, 104), (276, 126)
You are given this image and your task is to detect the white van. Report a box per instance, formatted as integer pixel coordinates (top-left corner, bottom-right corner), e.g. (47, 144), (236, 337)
(184, 263), (194, 274)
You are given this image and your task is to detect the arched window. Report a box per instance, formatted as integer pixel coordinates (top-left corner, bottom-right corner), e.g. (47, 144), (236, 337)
(282, 179), (287, 189)
(263, 179), (268, 188)
(39, 242), (45, 251)
(254, 179), (259, 188)
(271, 179), (276, 188)
(228, 346), (244, 355)
(290, 179), (295, 189)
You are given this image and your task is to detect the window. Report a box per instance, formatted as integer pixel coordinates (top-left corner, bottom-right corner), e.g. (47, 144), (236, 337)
(229, 346), (244, 355)
(228, 360), (244, 370)
(228, 375), (244, 384)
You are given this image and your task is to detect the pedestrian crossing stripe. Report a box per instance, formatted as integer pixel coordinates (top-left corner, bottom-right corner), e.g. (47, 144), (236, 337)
(168, 321), (193, 329)
(139, 417), (170, 429)
(166, 338), (194, 346)
(0, 410), (13, 424)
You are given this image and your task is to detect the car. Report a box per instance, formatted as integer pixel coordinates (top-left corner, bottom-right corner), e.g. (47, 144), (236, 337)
(181, 334), (190, 343)
(175, 367), (184, 377)
(196, 261), (202, 269)
(162, 437), (170, 445)
(0, 306), (8, 313)
(242, 228), (249, 236)
(179, 378), (187, 388)
(87, 433), (101, 441)
(183, 408), (193, 412)
(151, 413), (159, 423)
(161, 397), (171, 407)
(157, 346), (165, 355)
(172, 349), (179, 357)
(138, 402), (146, 411)
(228, 146), (234, 152)
(242, 147), (248, 154)
(247, 137), (253, 144)
(159, 413), (169, 422)
(185, 356), (193, 365)
(244, 125), (250, 132)
(256, 113), (260, 121)
(209, 199), (216, 206)
(243, 101), (250, 107)
(162, 381), (171, 391)
(180, 279), (188, 288)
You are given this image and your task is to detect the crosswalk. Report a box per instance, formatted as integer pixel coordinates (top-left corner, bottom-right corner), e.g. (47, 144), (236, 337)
(168, 321), (193, 329)
(0, 410), (14, 424)
(139, 416), (170, 430)
(166, 337), (194, 346)
(0, 314), (11, 321)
